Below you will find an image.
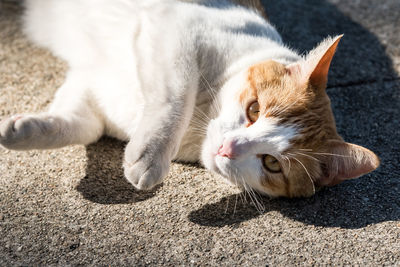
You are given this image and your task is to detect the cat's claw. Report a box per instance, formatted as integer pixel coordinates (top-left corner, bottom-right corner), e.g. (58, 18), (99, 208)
(123, 154), (169, 190)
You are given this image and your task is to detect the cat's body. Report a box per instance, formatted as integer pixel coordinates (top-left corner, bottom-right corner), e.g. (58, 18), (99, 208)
(0, 0), (379, 197)
(23, 0), (287, 160)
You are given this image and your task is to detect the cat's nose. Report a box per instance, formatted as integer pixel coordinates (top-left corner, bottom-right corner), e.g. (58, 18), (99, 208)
(217, 138), (237, 159)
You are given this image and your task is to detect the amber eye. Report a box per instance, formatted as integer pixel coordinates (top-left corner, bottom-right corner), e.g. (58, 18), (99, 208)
(263, 154), (281, 173)
(247, 101), (260, 123)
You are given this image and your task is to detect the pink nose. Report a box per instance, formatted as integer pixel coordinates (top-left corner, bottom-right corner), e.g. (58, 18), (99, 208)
(217, 139), (237, 159)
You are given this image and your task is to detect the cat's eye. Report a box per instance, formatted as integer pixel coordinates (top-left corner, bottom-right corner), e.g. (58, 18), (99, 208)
(247, 101), (260, 123)
(263, 154), (281, 173)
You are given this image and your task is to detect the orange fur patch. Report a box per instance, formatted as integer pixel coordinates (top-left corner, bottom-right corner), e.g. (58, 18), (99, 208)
(240, 60), (346, 197)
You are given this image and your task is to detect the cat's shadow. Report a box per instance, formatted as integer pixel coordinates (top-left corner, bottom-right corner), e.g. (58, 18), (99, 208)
(76, 137), (161, 204)
(188, 182), (399, 229)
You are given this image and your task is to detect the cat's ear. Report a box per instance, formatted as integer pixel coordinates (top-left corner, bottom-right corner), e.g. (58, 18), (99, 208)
(316, 140), (380, 186)
(286, 35), (343, 89)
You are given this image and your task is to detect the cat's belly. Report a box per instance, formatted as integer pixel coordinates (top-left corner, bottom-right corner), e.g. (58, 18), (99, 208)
(101, 100), (143, 142)
(90, 70), (144, 141)
(102, 96), (143, 141)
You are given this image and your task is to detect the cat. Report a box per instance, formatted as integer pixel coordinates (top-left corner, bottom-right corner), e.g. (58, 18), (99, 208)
(0, 0), (379, 198)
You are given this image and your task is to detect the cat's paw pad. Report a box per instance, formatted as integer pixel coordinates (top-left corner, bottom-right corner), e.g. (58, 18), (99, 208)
(123, 155), (169, 190)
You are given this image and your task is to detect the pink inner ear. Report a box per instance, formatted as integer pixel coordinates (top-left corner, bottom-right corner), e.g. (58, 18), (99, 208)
(286, 35), (343, 89)
(286, 63), (300, 76)
(286, 62), (309, 87)
(309, 36), (342, 88)
(318, 141), (380, 186)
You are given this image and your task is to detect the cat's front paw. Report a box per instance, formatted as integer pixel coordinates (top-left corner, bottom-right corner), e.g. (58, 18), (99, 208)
(123, 152), (170, 190)
(0, 115), (34, 150)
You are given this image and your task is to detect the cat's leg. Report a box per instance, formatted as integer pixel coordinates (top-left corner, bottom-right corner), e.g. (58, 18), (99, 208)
(0, 74), (104, 150)
(123, 85), (197, 190)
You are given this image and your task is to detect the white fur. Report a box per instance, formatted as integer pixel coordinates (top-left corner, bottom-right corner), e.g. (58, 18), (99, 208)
(1, 0), (325, 193)
(201, 71), (297, 194)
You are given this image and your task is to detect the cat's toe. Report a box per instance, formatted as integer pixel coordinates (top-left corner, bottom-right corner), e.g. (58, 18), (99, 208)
(123, 156), (169, 190)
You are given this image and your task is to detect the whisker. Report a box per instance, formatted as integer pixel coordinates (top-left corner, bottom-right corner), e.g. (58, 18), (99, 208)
(200, 72), (220, 109)
(190, 116), (209, 126)
(232, 168), (245, 205)
(294, 148), (351, 158)
(281, 155), (291, 175)
(199, 71), (221, 117)
(239, 176), (254, 209)
(307, 152), (352, 158)
(240, 182), (250, 208)
(268, 97), (302, 117)
(233, 190), (238, 215)
(224, 195), (230, 214)
(189, 123), (207, 130)
(292, 152), (321, 163)
(291, 157), (315, 195)
(247, 183), (265, 213)
(240, 174), (264, 213)
(189, 125), (208, 134)
(295, 149), (352, 158)
(193, 106), (211, 122)
(189, 127), (208, 136)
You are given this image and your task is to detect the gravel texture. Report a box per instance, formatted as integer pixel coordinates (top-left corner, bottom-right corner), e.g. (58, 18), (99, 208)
(0, 0), (399, 265)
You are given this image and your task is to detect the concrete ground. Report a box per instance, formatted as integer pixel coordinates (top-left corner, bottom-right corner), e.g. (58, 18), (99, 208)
(0, 0), (399, 265)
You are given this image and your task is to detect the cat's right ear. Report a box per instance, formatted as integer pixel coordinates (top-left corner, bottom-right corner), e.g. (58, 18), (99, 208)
(316, 140), (380, 187)
(286, 35), (343, 90)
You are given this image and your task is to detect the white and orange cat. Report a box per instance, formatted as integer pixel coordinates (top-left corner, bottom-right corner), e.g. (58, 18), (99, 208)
(0, 0), (379, 197)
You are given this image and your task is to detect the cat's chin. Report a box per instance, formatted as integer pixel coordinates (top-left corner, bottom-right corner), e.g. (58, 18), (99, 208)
(210, 155), (240, 186)
(202, 152), (222, 176)
(214, 155), (231, 175)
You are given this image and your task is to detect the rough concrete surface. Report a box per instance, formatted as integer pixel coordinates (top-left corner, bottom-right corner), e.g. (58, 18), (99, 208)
(0, 0), (399, 266)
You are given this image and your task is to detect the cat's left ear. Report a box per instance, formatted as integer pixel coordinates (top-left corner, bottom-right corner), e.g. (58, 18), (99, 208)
(287, 35), (343, 89)
(316, 140), (380, 187)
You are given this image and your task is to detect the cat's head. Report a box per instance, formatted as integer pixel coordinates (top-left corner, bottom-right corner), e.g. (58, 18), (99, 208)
(201, 35), (380, 198)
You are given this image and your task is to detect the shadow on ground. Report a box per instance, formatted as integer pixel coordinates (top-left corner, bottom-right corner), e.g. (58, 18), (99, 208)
(188, 179), (399, 229)
(76, 137), (161, 204)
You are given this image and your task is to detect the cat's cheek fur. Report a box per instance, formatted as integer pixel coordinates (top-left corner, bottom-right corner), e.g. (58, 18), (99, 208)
(218, 156), (264, 188)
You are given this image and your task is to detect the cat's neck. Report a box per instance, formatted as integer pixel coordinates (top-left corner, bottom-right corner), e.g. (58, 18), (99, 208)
(193, 7), (300, 92)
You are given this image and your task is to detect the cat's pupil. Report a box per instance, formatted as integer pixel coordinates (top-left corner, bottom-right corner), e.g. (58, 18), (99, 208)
(247, 101), (260, 123)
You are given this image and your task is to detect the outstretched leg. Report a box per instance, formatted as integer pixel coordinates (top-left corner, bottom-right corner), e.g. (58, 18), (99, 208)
(0, 73), (104, 150)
